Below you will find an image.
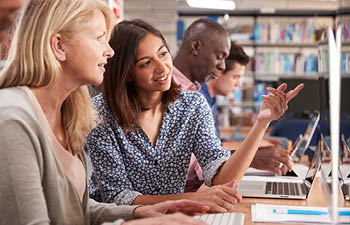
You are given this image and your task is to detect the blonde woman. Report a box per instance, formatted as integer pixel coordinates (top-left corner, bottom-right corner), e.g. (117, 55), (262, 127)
(0, 1), (208, 224)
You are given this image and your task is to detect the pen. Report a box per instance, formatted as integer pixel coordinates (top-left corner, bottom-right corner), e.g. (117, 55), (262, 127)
(273, 209), (327, 215)
(273, 209), (350, 216)
(339, 211), (350, 216)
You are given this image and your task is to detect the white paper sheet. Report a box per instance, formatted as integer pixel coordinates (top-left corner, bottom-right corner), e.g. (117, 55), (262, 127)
(251, 203), (350, 224)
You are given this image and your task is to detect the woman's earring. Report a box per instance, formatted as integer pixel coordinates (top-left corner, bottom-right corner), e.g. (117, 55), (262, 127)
(58, 56), (65, 61)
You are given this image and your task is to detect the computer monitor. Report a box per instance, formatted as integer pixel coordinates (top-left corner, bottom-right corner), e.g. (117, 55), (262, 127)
(327, 26), (341, 223)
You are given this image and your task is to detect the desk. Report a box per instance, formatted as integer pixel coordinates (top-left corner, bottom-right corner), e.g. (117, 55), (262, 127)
(228, 178), (349, 225)
(222, 138), (285, 151)
(216, 154), (350, 224)
(219, 126), (273, 139)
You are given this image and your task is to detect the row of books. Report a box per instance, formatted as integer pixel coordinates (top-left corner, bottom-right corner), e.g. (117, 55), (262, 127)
(253, 20), (320, 43)
(340, 21), (350, 42)
(253, 52), (318, 74)
(318, 48), (329, 73)
(341, 51), (350, 74)
(319, 47), (350, 74)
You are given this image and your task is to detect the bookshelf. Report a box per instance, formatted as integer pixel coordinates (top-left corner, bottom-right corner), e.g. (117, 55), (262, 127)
(177, 9), (336, 81)
(337, 8), (350, 74)
(177, 8), (349, 130)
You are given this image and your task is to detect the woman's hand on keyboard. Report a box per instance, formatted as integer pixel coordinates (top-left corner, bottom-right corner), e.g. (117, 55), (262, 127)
(133, 199), (209, 218)
(189, 179), (242, 213)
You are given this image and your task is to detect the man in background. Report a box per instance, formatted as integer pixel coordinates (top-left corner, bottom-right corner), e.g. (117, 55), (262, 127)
(200, 41), (291, 175)
(199, 42), (249, 138)
(173, 17), (230, 91)
(173, 18), (292, 192)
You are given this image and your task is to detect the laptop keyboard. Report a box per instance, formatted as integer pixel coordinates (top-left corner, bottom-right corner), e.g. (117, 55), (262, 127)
(195, 212), (244, 225)
(265, 182), (307, 196)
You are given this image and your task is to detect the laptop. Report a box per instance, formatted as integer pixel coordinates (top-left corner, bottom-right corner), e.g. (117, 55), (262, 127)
(194, 212), (245, 225)
(341, 178), (350, 200)
(341, 134), (350, 163)
(289, 134), (303, 159)
(337, 136), (350, 200)
(320, 133), (332, 162)
(322, 162), (349, 201)
(237, 140), (322, 199)
(272, 112), (320, 178)
(320, 135), (350, 200)
(292, 112), (320, 162)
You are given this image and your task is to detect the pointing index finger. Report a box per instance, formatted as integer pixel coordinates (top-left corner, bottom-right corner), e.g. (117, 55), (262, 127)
(286, 83), (304, 103)
(277, 83), (288, 92)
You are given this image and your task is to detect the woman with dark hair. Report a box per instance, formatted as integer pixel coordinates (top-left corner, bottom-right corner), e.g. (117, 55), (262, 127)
(87, 19), (303, 213)
(102, 19), (180, 132)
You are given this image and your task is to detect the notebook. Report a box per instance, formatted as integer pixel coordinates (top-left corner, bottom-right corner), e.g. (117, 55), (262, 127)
(194, 212), (245, 225)
(237, 140), (322, 199)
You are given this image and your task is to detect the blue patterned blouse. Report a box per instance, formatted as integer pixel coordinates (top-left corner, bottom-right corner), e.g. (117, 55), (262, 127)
(87, 91), (231, 205)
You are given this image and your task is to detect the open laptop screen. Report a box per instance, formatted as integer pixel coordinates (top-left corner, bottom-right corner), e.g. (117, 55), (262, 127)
(293, 112), (320, 161)
(304, 140), (322, 185)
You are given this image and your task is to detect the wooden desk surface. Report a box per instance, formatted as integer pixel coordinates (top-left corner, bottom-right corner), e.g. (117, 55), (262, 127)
(219, 126), (272, 139)
(228, 178), (349, 225)
(218, 137), (349, 224)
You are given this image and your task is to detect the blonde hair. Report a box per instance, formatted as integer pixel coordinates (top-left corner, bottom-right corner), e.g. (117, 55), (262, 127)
(0, 0), (115, 155)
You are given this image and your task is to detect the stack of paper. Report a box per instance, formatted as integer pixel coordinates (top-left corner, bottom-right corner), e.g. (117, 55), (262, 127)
(251, 203), (350, 224)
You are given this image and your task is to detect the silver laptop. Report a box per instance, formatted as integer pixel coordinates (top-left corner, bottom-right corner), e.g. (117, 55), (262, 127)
(293, 112), (320, 162)
(194, 212), (245, 225)
(338, 136), (349, 200)
(341, 180), (350, 200)
(323, 164), (349, 201)
(237, 140), (322, 199)
(341, 134), (350, 163)
(320, 133), (332, 161)
(320, 135), (350, 201)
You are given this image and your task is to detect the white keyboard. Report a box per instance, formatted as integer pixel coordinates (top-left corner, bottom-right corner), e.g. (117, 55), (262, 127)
(194, 212), (245, 225)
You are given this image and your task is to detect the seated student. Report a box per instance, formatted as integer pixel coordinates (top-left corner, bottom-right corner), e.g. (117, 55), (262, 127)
(87, 19), (304, 213)
(0, 1), (207, 225)
(172, 18), (293, 192)
(200, 42), (292, 176)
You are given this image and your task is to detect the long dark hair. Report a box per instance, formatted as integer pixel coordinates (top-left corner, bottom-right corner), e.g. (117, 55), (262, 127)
(103, 19), (180, 132)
